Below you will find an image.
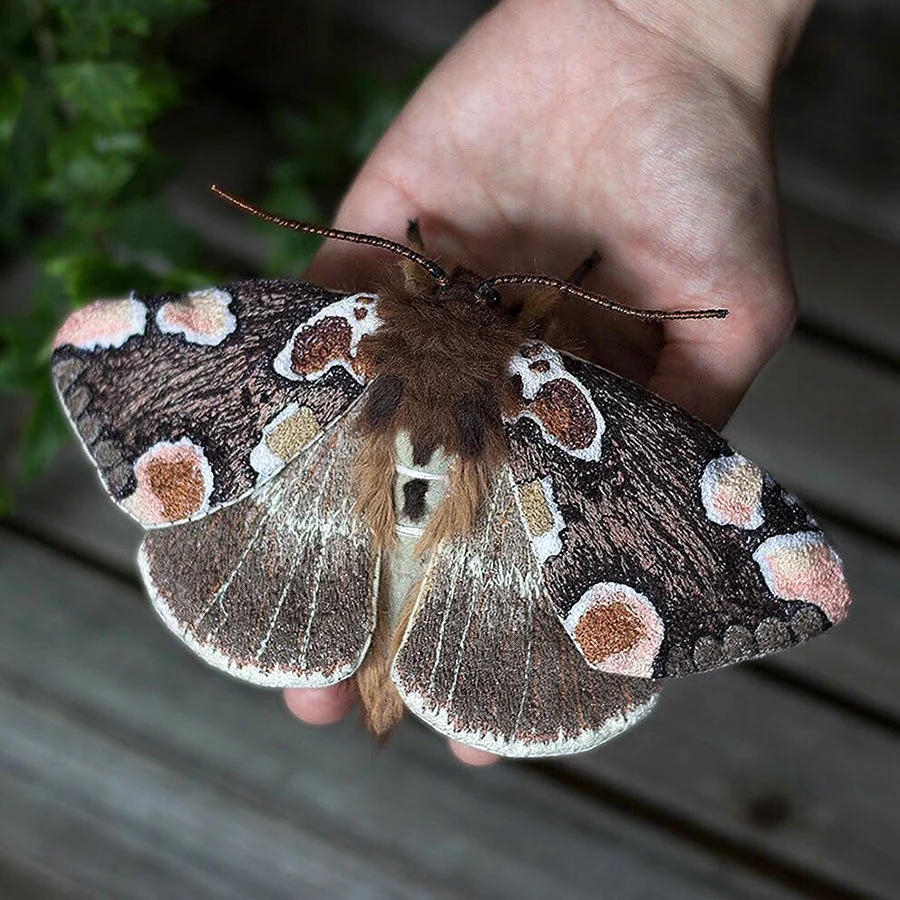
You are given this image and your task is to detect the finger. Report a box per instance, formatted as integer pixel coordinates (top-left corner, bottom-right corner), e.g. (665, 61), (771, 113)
(448, 740), (500, 766)
(283, 682), (356, 726)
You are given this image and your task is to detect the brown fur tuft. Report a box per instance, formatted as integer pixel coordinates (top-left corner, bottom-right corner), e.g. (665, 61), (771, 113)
(356, 577), (422, 737)
(353, 431), (397, 550)
(415, 456), (491, 555)
(356, 605), (405, 737)
(357, 265), (526, 466)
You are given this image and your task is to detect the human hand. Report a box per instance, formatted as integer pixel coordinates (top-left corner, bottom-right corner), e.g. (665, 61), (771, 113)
(284, 0), (815, 764)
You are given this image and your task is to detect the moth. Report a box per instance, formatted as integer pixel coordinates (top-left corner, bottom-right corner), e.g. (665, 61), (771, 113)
(50, 186), (852, 758)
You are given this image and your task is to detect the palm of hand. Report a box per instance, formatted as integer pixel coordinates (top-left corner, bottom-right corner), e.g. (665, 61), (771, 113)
(291, 0), (798, 760)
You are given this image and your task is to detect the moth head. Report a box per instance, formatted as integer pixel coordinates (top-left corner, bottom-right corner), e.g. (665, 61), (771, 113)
(420, 266), (517, 327)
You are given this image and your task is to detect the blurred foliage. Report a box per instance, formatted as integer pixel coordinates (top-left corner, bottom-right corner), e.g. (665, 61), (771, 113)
(0, 0), (421, 502)
(259, 64), (427, 274)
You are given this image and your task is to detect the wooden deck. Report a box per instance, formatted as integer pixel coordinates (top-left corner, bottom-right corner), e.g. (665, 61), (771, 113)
(1, 197), (898, 899)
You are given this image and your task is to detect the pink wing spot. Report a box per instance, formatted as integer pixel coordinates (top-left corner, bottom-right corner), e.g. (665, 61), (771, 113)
(53, 297), (147, 351)
(564, 583), (664, 677)
(156, 288), (236, 346)
(700, 454), (765, 529)
(123, 438), (214, 526)
(754, 532), (852, 624)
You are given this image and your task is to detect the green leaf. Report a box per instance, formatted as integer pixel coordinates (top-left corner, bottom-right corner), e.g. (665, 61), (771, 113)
(44, 253), (154, 305)
(112, 196), (203, 268)
(43, 125), (145, 202)
(19, 378), (70, 483)
(0, 275), (67, 393)
(48, 62), (175, 130)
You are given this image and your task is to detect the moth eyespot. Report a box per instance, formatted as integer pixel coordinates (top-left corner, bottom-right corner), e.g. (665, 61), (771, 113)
(700, 453), (765, 530)
(122, 438), (213, 526)
(273, 293), (381, 384)
(54, 296), (147, 351)
(564, 583), (664, 677)
(508, 345), (604, 460)
(156, 288), (236, 346)
(753, 532), (851, 624)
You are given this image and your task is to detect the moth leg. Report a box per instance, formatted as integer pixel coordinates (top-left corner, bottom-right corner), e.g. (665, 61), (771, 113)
(406, 218), (425, 252)
(567, 250), (602, 286)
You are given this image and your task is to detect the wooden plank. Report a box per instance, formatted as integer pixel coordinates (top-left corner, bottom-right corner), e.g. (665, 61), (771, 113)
(784, 205), (900, 359)
(9, 441), (142, 576)
(564, 670), (900, 900)
(0, 532), (801, 900)
(0, 860), (86, 900)
(768, 521), (900, 718)
(0, 691), (433, 900)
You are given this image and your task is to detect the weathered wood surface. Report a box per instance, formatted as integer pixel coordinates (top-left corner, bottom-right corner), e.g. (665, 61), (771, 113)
(0, 531), (805, 900)
(726, 337), (900, 540)
(784, 205), (900, 359)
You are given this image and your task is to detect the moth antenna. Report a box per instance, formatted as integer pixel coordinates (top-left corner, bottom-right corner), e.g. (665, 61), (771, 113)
(210, 185), (449, 286)
(478, 273), (728, 321)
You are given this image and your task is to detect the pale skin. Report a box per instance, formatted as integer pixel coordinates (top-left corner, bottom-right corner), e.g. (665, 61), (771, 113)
(283, 0), (816, 765)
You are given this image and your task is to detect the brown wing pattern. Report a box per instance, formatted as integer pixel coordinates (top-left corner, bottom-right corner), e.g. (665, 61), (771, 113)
(391, 465), (660, 757)
(51, 280), (380, 527)
(139, 412), (378, 687)
(504, 342), (852, 679)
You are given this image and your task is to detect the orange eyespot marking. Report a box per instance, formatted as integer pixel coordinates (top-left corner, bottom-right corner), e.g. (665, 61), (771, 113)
(564, 583), (664, 677)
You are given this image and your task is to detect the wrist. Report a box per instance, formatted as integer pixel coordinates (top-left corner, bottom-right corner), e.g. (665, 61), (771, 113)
(603, 0), (816, 94)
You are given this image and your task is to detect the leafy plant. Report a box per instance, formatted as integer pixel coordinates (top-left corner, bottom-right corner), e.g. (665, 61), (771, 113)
(0, 0), (422, 500)
(1, 0), (212, 496)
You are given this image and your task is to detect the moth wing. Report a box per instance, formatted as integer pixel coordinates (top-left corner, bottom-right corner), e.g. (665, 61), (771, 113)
(139, 410), (378, 687)
(504, 341), (852, 679)
(51, 279), (380, 527)
(390, 466), (660, 757)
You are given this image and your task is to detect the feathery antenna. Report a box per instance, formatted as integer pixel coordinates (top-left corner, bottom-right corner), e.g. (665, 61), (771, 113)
(210, 185), (448, 285)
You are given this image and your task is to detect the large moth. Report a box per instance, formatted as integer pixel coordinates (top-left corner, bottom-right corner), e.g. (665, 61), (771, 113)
(50, 187), (852, 758)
